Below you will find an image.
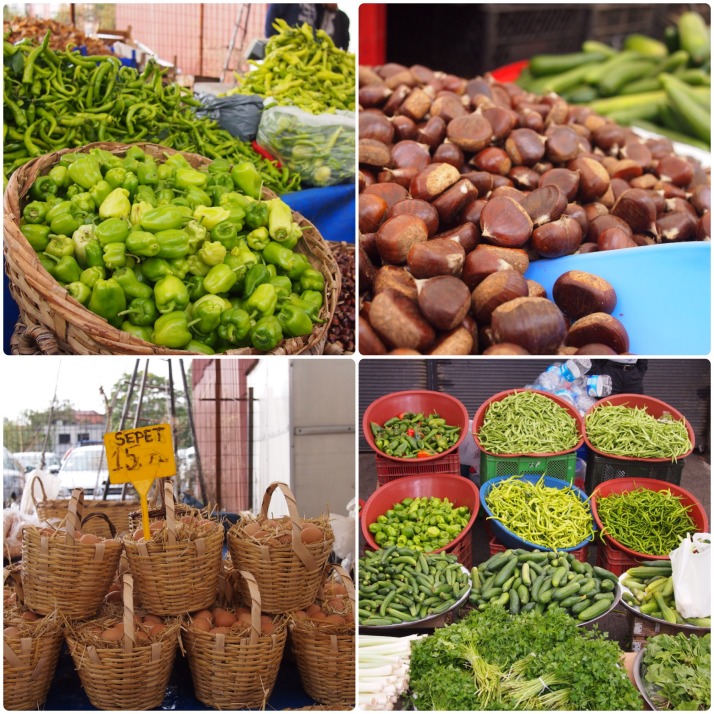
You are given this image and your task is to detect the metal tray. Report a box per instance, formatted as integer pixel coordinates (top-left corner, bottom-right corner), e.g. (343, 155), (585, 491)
(577, 580), (623, 628)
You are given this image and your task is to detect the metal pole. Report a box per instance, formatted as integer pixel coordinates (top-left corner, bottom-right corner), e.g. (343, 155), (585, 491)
(179, 359), (208, 504)
(167, 359), (179, 497)
(215, 360), (222, 507)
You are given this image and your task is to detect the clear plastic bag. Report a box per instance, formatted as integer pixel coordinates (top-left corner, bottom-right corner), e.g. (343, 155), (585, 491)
(669, 532), (711, 618)
(257, 104), (355, 187)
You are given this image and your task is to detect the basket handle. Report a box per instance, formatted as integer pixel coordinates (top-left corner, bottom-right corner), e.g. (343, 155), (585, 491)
(238, 569), (263, 646)
(81, 512), (117, 539)
(260, 482), (318, 573)
(164, 479), (177, 546)
(10, 320), (60, 355)
(30, 475), (49, 509)
(319, 563), (356, 613)
(65, 489), (84, 545)
(121, 569), (136, 655)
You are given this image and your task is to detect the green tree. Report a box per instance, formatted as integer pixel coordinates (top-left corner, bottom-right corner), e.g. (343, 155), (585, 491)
(3, 400), (76, 453)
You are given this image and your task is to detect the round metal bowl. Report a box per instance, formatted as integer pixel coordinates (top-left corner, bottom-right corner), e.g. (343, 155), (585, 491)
(577, 580), (623, 628)
(359, 566), (472, 631)
(633, 648), (660, 710)
(618, 573), (711, 633)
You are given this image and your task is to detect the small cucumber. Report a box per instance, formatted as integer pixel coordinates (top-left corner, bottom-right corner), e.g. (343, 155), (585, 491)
(577, 598), (613, 621)
(553, 580), (581, 601)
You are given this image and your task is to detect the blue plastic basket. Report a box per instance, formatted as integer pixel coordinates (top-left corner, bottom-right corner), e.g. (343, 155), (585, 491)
(480, 474), (594, 552)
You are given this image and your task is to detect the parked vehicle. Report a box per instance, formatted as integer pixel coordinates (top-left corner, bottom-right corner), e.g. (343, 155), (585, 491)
(13, 451), (61, 474)
(57, 444), (123, 499)
(3, 448), (25, 508)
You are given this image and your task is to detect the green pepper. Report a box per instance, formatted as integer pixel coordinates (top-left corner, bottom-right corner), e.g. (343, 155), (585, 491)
(152, 310), (194, 348)
(285, 294), (323, 321)
(48, 165), (70, 189)
(267, 198), (293, 242)
(191, 294), (226, 334)
(138, 257), (173, 283)
(65, 184), (84, 200)
(140, 204), (189, 232)
(231, 242), (259, 271)
(38, 254), (57, 274)
(85, 239), (105, 268)
(126, 230), (161, 257)
(105, 166), (128, 189)
(219, 191), (254, 211)
(66, 280), (91, 305)
(246, 227), (270, 251)
(80, 265), (106, 289)
(244, 263), (271, 298)
(210, 220), (238, 250)
(88, 278), (126, 326)
(186, 339), (215, 355)
(186, 275), (208, 301)
(135, 185), (158, 207)
(245, 201), (270, 230)
(300, 289), (324, 314)
(224, 206), (246, 229)
(164, 152), (191, 171)
(251, 315), (283, 351)
(197, 240), (227, 267)
(299, 267), (325, 292)
(45, 235), (75, 259)
(125, 145), (146, 162)
(185, 220), (208, 252)
(231, 161), (263, 199)
(154, 274), (190, 313)
(168, 258), (190, 280)
(244, 282), (277, 317)
(186, 254), (211, 277)
(70, 192), (95, 215)
(89, 180), (113, 209)
(263, 240), (296, 273)
(193, 205), (230, 230)
(103, 242), (127, 270)
(208, 158), (231, 174)
(154, 229), (190, 259)
(99, 188), (131, 220)
(118, 297), (158, 326)
(45, 253), (81, 283)
(113, 266), (153, 299)
(207, 184), (231, 206)
(30, 176), (58, 202)
(217, 307), (252, 344)
(20, 223), (51, 252)
(89, 148), (124, 171)
(137, 159), (159, 186)
(95, 217), (131, 246)
(204, 262), (239, 294)
(120, 321), (154, 343)
(183, 186), (213, 210)
(50, 211), (80, 237)
(67, 154), (103, 190)
(278, 303), (314, 337)
(22, 200), (48, 224)
(174, 167), (208, 190)
(156, 188), (175, 205)
(270, 275), (293, 299)
(122, 171), (139, 199)
(123, 156), (139, 174)
(157, 163), (174, 182)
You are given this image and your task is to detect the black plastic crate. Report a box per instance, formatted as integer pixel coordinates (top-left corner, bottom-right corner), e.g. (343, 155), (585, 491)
(584, 451), (685, 494)
(586, 4), (658, 47)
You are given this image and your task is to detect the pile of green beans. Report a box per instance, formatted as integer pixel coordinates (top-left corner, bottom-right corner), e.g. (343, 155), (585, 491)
(370, 411), (461, 458)
(485, 476), (594, 550)
(228, 19), (355, 114)
(3, 32), (300, 193)
(358, 546), (470, 626)
(586, 404), (692, 460)
(477, 391), (580, 455)
(596, 488), (697, 555)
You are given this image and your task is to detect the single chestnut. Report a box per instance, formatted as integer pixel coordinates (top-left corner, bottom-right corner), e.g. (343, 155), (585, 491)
(363, 182), (410, 209)
(407, 238), (466, 278)
(389, 198), (440, 236)
(471, 269), (529, 325)
(433, 222), (480, 254)
(417, 276), (472, 331)
(359, 317), (387, 355)
(611, 188), (657, 235)
(433, 142), (465, 170)
(409, 163), (461, 202)
(391, 140), (432, 170)
(480, 196), (533, 248)
(522, 185), (568, 227)
(375, 214), (429, 264)
(359, 139), (391, 168)
(564, 313), (630, 354)
(369, 289), (435, 352)
(429, 327), (474, 355)
(531, 215), (582, 258)
(491, 297), (567, 354)
(446, 113), (493, 153)
(505, 128), (546, 166)
(552, 270), (617, 319)
(373, 265), (417, 302)
(431, 179), (478, 225)
(359, 193), (389, 234)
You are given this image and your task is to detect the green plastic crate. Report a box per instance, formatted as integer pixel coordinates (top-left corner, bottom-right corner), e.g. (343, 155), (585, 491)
(480, 452), (577, 485)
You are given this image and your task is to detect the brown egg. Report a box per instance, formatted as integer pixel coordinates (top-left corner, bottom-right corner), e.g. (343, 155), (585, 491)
(212, 608), (236, 627)
(262, 519), (277, 530)
(306, 603), (322, 617)
(261, 621), (275, 635)
(133, 614), (143, 625)
(100, 626), (124, 642)
(300, 524), (323, 544)
(150, 520), (166, 534)
(324, 582), (348, 597)
(147, 622), (166, 636)
(277, 533), (292, 545)
(180, 516), (196, 525)
(243, 522), (262, 537)
(104, 590), (122, 604)
(327, 597), (348, 612)
(237, 611), (253, 625)
(143, 614), (162, 625)
(235, 606), (251, 616)
(135, 630), (150, 642)
(132, 529), (144, 541)
(253, 530), (271, 540)
(260, 615), (273, 626)
(20, 610), (39, 621)
(310, 611), (327, 621)
(293, 610), (308, 620)
(4, 626), (21, 638)
(73, 530), (84, 539)
(324, 614), (346, 625)
(192, 618), (212, 632)
(113, 623), (125, 636)
(211, 626), (231, 635)
(192, 609), (213, 624)
(80, 533), (101, 545)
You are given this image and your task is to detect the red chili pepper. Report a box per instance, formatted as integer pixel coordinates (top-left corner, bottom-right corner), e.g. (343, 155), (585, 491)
(398, 412), (408, 419)
(417, 450), (431, 458)
(407, 428), (415, 437)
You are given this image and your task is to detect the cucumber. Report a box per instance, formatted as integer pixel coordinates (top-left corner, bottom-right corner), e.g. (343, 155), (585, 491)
(538, 587), (554, 604)
(509, 588), (521, 615)
(560, 594), (586, 609)
(579, 578), (597, 596)
(553, 580), (581, 601)
(493, 557), (519, 588)
(592, 566), (619, 584)
(571, 598), (594, 615)
(623, 33), (668, 58)
(598, 59), (660, 97)
(529, 51), (609, 77)
(582, 40), (618, 58)
(599, 578), (615, 592)
(551, 566), (568, 589)
(577, 598), (613, 621)
(517, 584), (529, 605)
(678, 11), (711, 65)
(584, 50), (642, 84)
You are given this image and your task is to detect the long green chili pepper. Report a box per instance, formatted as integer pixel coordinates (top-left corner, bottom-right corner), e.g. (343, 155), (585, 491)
(585, 404), (692, 461)
(477, 391), (580, 455)
(485, 476), (594, 550)
(596, 488), (697, 555)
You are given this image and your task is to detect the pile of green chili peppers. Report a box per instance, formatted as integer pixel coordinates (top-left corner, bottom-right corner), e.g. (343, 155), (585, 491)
(597, 488), (697, 555)
(228, 19), (355, 114)
(3, 31), (300, 193)
(586, 404), (692, 461)
(485, 475), (594, 550)
(370, 411), (461, 459)
(477, 391), (580, 455)
(18, 146), (326, 353)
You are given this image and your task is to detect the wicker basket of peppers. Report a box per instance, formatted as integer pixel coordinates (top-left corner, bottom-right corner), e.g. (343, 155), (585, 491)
(3, 142), (339, 355)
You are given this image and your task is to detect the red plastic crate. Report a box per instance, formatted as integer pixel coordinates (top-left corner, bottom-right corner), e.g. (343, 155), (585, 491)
(375, 452), (461, 486)
(450, 534), (473, 569)
(595, 538), (645, 576)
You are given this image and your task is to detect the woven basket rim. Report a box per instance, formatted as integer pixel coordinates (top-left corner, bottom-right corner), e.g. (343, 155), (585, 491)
(4, 141), (341, 356)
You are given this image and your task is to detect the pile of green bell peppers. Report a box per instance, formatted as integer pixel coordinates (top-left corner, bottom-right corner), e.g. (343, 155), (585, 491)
(18, 147), (327, 354)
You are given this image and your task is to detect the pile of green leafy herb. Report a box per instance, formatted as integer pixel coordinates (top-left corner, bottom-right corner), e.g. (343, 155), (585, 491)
(642, 632), (710, 710)
(408, 608), (642, 711)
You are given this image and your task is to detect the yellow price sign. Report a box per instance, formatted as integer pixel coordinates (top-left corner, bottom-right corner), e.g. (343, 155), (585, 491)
(104, 424), (176, 483)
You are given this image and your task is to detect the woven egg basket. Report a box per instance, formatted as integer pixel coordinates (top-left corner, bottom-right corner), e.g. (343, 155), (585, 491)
(227, 482), (335, 614)
(21, 489), (123, 619)
(183, 569), (288, 710)
(289, 564), (356, 706)
(64, 567), (181, 710)
(3, 141), (340, 355)
(122, 480), (224, 616)
(3, 566), (64, 711)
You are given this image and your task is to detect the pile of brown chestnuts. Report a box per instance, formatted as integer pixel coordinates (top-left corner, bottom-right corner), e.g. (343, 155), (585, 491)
(358, 62), (711, 356)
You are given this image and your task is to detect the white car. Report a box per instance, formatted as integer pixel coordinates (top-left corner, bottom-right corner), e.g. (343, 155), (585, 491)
(57, 444), (123, 499)
(13, 451), (61, 474)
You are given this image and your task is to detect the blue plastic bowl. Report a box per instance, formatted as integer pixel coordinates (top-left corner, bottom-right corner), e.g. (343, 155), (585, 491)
(480, 474), (594, 552)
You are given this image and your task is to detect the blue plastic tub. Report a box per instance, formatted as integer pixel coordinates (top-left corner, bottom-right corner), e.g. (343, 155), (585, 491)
(525, 242), (711, 355)
(480, 474), (594, 552)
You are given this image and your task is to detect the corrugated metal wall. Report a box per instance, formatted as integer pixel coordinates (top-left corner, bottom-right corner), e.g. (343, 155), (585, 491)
(359, 359), (711, 453)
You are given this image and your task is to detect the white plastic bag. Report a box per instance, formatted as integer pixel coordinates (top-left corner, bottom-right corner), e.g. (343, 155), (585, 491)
(669, 532), (711, 618)
(19, 470), (61, 517)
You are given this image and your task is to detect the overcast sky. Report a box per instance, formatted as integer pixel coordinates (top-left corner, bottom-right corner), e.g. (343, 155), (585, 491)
(3, 357), (193, 421)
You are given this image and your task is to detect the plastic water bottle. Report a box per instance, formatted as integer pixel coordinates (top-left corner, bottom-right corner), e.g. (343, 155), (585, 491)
(534, 365), (563, 392)
(554, 388), (576, 406)
(575, 394), (597, 414)
(560, 358), (592, 382)
(586, 374), (613, 397)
